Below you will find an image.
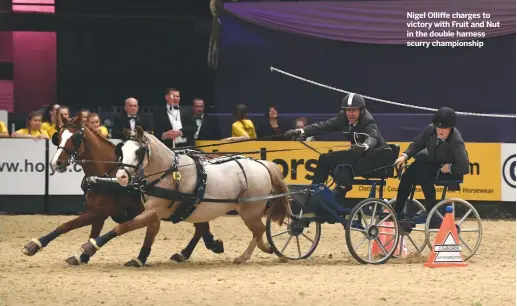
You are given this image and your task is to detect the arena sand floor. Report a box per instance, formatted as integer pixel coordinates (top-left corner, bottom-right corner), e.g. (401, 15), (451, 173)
(0, 215), (514, 306)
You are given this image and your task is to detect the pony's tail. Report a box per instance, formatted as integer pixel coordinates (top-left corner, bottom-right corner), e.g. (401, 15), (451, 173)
(264, 162), (291, 226)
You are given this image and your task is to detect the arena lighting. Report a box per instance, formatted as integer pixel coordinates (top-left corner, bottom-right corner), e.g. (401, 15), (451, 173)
(11, 0), (55, 13)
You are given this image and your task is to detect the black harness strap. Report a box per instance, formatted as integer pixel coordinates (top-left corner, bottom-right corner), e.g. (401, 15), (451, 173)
(233, 159), (249, 198)
(135, 154), (294, 223)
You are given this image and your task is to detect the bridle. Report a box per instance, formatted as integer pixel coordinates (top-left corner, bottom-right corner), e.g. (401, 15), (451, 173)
(51, 123), (85, 163)
(115, 136), (151, 183)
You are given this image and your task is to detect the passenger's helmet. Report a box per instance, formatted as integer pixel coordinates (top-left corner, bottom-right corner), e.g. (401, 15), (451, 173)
(432, 107), (456, 128)
(341, 93), (366, 110)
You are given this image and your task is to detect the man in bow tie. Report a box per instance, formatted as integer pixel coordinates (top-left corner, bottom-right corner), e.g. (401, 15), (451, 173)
(112, 97), (153, 139)
(154, 88), (197, 148)
(192, 98), (222, 141)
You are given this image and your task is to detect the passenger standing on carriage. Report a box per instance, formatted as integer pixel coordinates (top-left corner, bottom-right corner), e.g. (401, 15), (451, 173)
(284, 93), (393, 205)
(392, 107), (470, 219)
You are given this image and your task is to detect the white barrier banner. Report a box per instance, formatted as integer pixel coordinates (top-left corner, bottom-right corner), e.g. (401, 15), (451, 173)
(48, 139), (123, 195)
(0, 139), (46, 195)
(501, 143), (516, 202)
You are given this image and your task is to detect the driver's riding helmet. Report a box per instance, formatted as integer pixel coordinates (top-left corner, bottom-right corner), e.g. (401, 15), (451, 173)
(341, 93), (366, 111)
(432, 107), (456, 128)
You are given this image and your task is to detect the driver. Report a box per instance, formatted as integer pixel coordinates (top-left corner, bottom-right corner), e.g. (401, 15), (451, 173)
(285, 93), (394, 205)
(392, 107), (470, 220)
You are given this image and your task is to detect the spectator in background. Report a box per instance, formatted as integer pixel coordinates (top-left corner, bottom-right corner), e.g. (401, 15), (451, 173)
(295, 117), (315, 141)
(224, 104), (257, 142)
(192, 98), (222, 140)
(0, 119), (8, 137)
(112, 97), (152, 139)
(55, 106), (70, 133)
(77, 109), (90, 125)
(154, 88), (197, 148)
(87, 112), (109, 138)
(256, 105), (289, 140)
(41, 103), (60, 137)
(12, 111), (49, 139)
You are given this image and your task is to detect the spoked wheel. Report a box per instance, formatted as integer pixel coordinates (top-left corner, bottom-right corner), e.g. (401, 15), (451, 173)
(425, 198), (483, 261)
(266, 201), (321, 260)
(345, 198), (400, 264)
(387, 198), (428, 258)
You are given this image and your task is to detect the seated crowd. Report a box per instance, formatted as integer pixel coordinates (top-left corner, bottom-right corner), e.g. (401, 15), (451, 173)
(0, 88), (315, 143)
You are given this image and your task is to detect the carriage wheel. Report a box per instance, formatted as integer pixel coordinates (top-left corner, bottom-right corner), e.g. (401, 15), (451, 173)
(265, 201), (321, 260)
(387, 198), (428, 258)
(345, 198), (399, 264)
(425, 198), (482, 261)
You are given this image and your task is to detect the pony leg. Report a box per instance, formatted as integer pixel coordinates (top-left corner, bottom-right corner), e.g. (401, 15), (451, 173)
(200, 222), (225, 254)
(65, 216), (106, 266)
(170, 224), (203, 263)
(80, 209), (158, 257)
(124, 219), (161, 267)
(22, 210), (100, 257)
(233, 214), (268, 264)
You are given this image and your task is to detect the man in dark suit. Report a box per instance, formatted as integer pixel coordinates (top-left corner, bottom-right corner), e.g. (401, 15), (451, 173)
(285, 93), (394, 203)
(112, 97), (153, 139)
(392, 107), (469, 217)
(192, 98), (222, 141)
(153, 88), (197, 148)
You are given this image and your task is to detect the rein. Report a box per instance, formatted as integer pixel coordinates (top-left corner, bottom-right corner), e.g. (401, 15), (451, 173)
(71, 143), (351, 172)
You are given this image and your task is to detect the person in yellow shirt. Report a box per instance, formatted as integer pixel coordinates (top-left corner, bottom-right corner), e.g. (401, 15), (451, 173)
(87, 112), (109, 138)
(0, 120), (8, 137)
(12, 111), (49, 139)
(224, 104), (257, 142)
(41, 103), (60, 137)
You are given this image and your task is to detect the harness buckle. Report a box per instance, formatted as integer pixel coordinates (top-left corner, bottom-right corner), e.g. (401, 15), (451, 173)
(68, 153), (76, 164)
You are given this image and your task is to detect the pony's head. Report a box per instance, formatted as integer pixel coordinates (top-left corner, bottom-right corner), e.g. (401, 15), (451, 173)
(50, 114), (85, 173)
(115, 126), (150, 186)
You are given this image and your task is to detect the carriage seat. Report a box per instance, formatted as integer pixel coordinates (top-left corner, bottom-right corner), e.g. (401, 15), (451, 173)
(333, 143), (400, 181)
(432, 175), (463, 194)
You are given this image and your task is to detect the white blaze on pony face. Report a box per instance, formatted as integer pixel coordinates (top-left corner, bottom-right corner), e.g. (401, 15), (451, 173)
(115, 140), (141, 187)
(50, 129), (73, 173)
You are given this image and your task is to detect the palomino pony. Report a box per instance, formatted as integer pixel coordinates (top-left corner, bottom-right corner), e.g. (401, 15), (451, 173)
(79, 127), (290, 265)
(22, 115), (223, 266)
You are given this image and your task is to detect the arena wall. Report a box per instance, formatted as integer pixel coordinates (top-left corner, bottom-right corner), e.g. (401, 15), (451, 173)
(0, 139), (514, 218)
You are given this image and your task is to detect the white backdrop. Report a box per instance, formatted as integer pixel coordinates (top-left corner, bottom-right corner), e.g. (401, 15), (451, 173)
(0, 139), (46, 195)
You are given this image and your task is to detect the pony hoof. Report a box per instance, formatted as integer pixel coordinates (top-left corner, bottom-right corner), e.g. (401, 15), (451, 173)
(22, 239), (42, 256)
(80, 240), (98, 257)
(232, 257), (245, 265)
(124, 259), (143, 268)
(170, 253), (188, 263)
(211, 239), (224, 254)
(65, 256), (81, 266)
(22, 243), (39, 256)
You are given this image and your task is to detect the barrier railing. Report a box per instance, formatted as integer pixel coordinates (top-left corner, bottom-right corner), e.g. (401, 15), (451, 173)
(0, 139), (514, 213)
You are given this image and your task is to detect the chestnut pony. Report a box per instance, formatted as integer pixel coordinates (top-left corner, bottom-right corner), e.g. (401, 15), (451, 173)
(21, 115), (223, 266)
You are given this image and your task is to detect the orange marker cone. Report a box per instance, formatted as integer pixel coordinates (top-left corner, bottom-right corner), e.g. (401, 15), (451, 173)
(372, 209), (407, 257)
(424, 205), (467, 268)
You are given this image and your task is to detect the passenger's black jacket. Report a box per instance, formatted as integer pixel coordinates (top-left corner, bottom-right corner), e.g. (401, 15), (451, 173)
(404, 124), (470, 176)
(302, 109), (388, 149)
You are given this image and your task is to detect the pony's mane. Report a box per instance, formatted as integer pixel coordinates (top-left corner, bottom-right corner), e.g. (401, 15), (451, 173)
(143, 132), (165, 148)
(84, 125), (115, 147)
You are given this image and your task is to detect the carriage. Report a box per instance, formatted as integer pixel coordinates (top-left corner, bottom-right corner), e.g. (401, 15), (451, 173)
(265, 143), (483, 264)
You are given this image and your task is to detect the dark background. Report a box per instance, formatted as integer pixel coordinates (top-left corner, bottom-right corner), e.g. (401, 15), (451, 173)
(214, 12), (516, 115)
